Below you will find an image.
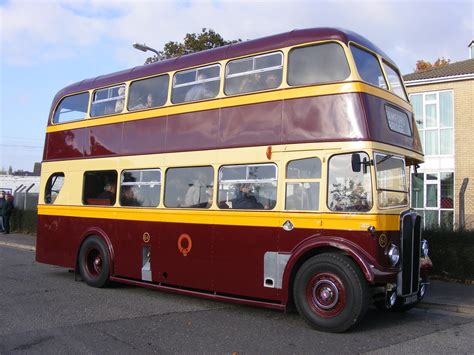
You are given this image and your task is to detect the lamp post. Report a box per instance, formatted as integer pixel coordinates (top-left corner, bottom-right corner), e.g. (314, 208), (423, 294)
(132, 43), (162, 60)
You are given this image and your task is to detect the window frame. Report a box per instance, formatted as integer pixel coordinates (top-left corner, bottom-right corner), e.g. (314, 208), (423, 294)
(163, 165), (214, 209)
(224, 51), (283, 95)
(285, 157), (322, 211)
(373, 152), (408, 209)
(349, 43), (388, 90)
(326, 151), (373, 212)
(82, 170), (118, 206)
(52, 91), (90, 125)
(90, 83), (127, 118)
(287, 41), (351, 87)
(44, 172), (65, 204)
(127, 74), (170, 112)
(171, 63), (221, 104)
(382, 59), (408, 101)
(217, 163), (278, 210)
(120, 168), (162, 208)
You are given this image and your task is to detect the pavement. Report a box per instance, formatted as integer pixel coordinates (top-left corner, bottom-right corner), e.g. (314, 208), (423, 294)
(1, 232), (473, 316)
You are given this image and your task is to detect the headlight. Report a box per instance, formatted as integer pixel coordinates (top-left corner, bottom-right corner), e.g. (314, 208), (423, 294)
(421, 239), (429, 257)
(388, 244), (400, 266)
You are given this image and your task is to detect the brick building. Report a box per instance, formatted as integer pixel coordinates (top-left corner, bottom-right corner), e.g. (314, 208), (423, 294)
(403, 45), (474, 229)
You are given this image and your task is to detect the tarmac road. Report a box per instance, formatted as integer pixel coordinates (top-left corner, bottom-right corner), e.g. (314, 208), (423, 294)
(1, 244), (473, 354)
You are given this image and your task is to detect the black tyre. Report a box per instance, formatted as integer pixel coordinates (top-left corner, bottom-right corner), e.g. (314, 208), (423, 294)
(293, 253), (369, 333)
(78, 236), (111, 288)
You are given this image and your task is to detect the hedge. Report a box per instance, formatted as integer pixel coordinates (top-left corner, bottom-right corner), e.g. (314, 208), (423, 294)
(423, 229), (474, 282)
(10, 209), (37, 234)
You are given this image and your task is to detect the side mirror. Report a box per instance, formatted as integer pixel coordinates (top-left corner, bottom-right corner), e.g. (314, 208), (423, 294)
(351, 153), (361, 173)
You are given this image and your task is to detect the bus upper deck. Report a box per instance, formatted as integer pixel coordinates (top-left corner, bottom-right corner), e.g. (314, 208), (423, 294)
(44, 27), (422, 164)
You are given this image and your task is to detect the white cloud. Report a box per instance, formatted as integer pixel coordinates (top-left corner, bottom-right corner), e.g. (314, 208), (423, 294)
(1, 0), (473, 71)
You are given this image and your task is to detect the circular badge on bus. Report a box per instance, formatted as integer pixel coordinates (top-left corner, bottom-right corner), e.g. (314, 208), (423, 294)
(143, 232), (151, 243)
(379, 234), (388, 248)
(178, 234), (192, 256)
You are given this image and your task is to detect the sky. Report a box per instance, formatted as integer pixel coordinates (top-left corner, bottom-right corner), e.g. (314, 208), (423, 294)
(0, 0), (473, 171)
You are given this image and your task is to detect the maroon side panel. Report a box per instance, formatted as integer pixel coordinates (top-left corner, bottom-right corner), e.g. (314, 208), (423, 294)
(157, 222), (214, 290)
(282, 93), (367, 143)
(44, 128), (88, 160)
(113, 219), (159, 280)
(36, 213), (400, 304)
(36, 214), (115, 269)
(166, 110), (219, 152)
(43, 93), (421, 161)
(213, 223), (280, 300)
(219, 101), (283, 147)
(122, 117), (166, 156)
(87, 123), (123, 157)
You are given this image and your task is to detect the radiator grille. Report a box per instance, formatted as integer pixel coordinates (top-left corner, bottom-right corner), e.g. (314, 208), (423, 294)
(398, 212), (421, 296)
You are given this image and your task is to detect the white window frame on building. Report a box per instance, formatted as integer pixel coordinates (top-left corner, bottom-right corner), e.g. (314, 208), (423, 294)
(409, 90), (455, 229)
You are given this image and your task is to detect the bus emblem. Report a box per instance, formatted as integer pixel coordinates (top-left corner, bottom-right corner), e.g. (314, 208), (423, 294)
(379, 234), (388, 248)
(143, 232), (151, 243)
(178, 234), (193, 256)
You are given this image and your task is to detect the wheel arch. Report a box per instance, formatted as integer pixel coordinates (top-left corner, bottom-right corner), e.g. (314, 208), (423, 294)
(75, 227), (115, 277)
(282, 237), (374, 307)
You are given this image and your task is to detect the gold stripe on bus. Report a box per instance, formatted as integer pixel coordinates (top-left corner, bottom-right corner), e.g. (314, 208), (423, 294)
(37, 205), (401, 231)
(45, 82), (411, 134)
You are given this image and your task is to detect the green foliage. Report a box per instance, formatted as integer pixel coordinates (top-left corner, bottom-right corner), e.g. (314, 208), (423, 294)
(10, 209), (37, 234)
(145, 28), (241, 64)
(423, 229), (474, 281)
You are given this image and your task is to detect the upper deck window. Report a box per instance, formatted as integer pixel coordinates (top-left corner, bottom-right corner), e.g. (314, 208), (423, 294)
(53, 92), (89, 124)
(382, 61), (408, 100)
(128, 75), (169, 111)
(224, 52), (283, 95)
(172, 64), (220, 104)
(350, 45), (388, 89)
(91, 84), (126, 117)
(288, 42), (350, 86)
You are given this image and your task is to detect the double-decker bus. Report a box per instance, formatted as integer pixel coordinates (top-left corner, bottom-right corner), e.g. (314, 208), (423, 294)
(36, 28), (432, 333)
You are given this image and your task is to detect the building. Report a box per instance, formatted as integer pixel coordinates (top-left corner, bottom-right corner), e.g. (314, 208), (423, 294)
(403, 44), (474, 229)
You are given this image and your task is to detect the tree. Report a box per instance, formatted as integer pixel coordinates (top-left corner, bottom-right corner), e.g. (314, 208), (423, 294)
(415, 57), (450, 73)
(145, 28), (241, 64)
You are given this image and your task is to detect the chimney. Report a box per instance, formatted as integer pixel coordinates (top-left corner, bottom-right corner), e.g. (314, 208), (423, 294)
(470, 40), (474, 59)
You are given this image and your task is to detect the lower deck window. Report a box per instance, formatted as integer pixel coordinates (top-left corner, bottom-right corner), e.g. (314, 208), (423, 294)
(83, 170), (118, 205)
(120, 169), (161, 207)
(218, 164), (277, 210)
(45, 173), (65, 204)
(328, 153), (372, 212)
(164, 166), (214, 208)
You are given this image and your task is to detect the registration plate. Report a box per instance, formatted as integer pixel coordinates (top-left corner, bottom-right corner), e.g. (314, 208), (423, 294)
(403, 294), (418, 305)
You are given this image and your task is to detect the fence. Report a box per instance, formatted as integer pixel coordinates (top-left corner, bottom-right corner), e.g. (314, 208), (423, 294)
(10, 183), (39, 234)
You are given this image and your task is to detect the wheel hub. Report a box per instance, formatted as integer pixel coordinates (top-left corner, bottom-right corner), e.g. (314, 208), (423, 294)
(313, 280), (339, 310)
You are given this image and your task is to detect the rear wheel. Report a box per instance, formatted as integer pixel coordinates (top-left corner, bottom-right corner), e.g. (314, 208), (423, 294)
(293, 253), (369, 333)
(78, 236), (111, 288)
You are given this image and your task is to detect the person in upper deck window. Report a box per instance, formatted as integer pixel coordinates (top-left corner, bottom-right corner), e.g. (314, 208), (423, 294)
(115, 86), (126, 112)
(184, 73), (214, 102)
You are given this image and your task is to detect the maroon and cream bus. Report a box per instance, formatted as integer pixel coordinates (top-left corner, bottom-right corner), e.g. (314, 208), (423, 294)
(37, 28), (432, 332)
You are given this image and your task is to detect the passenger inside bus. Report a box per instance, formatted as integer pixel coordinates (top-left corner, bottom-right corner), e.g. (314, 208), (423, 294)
(97, 182), (116, 205)
(120, 187), (140, 207)
(185, 73), (214, 101)
(232, 183), (264, 209)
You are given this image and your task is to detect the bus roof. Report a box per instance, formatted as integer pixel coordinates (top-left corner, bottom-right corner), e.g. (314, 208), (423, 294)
(52, 27), (392, 104)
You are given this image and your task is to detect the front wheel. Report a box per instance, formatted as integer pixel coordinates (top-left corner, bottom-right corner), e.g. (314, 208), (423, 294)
(78, 236), (111, 288)
(293, 253), (369, 333)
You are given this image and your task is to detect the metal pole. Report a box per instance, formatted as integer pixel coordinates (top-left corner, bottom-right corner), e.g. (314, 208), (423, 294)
(459, 178), (469, 230)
